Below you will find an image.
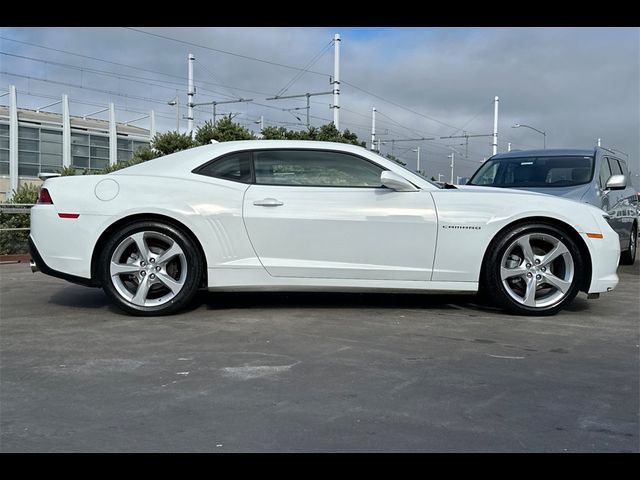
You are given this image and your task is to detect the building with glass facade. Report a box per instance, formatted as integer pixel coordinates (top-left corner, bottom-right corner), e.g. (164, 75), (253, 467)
(0, 91), (151, 200)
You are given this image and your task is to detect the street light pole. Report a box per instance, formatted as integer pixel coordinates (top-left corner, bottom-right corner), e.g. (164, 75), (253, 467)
(512, 123), (547, 149)
(168, 97), (180, 132)
(449, 152), (455, 184)
(412, 147), (420, 173)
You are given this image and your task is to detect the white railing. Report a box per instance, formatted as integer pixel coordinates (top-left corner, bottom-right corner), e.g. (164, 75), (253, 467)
(0, 203), (34, 232)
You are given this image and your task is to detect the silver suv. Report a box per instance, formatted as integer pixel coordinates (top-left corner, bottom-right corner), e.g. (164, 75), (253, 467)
(468, 147), (638, 264)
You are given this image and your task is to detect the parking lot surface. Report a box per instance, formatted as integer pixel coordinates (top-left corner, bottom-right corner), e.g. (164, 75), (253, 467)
(1, 262), (638, 452)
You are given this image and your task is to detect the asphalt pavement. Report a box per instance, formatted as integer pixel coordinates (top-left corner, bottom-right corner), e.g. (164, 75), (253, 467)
(0, 261), (638, 452)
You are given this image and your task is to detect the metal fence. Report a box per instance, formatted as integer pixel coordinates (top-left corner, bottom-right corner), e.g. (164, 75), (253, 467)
(1, 204), (33, 257)
(0, 204), (34, 232)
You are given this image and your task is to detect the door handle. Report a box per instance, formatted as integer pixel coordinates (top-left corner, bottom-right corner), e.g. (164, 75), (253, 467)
(253, 198), (284, 207)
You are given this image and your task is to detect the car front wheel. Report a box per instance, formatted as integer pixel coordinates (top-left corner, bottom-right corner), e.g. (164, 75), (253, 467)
(484, 223), (584, 316)
(620, 223), (637, 265)
(99, 221), (203, 316)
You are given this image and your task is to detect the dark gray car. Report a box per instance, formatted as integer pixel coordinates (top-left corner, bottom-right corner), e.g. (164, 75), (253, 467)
(468, 147), (638, 264)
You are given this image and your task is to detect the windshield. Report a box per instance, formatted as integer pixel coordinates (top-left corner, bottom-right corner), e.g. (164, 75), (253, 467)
(468, 155), (595, 188)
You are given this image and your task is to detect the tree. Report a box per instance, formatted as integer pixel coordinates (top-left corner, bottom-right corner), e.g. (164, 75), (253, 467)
(260, 122), (366, 146)
(195, 116), (255, 144)
(57, 165), (78, 176)
(261, 126), (290, 140)
(0, 183), (40, 254)
(151, 131), (197, 156)
(100, 146), (160, 174)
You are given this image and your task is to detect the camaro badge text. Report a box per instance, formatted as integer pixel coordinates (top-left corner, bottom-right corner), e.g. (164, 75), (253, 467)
(442, 225), (482, 230)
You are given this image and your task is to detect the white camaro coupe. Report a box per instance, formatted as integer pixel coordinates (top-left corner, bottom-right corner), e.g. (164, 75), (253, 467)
(30, 140), (620, 316)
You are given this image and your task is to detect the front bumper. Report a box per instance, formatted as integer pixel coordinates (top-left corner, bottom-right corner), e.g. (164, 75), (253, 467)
(584, 215), (620, 294)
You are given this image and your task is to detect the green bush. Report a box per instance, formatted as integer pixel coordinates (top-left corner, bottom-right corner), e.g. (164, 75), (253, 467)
(0, 183), (39, 255)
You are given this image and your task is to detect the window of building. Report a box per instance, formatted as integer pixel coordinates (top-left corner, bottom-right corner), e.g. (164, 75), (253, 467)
(13, 125), (63, 176)
(0, 124), (8, 175)
(6, 124), (149, 177)
(73, 132), (120, 172)
(117, 138), (149, 162)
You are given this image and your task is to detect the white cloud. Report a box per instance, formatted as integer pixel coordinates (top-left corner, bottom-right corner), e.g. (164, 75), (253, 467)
(1, 26), (638, 179)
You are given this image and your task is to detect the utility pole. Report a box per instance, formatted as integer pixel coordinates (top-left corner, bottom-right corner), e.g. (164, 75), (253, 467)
(187, 53), (195, 138)
(266, 91), (332, 128)
(332, 33), (341, 129)
(463, 130), (469, 159)
(507, 142), (511, 152)
(449, 151), (455, 184)
(150, 110), (156, 140)
(492, 96), (499, 156)
(413, 147), (421, 173)
(192, 98), (254, 125)
(371, 107), (376, 150)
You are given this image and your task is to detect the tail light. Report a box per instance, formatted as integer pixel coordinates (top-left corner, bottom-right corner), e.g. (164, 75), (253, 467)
(37, 188), (53, 204)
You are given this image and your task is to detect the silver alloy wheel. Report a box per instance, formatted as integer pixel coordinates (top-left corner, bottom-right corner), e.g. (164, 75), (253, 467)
(109, 231), (187, 307)
(500, 232), (575, 309)
(630, 227), (637, 257)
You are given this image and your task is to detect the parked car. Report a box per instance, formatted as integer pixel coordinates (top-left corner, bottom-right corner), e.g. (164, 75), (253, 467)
(468, 148), (638, 265)
(30, 141), (620, 316)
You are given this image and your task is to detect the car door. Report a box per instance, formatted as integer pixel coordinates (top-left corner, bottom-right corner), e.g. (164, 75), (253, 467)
(242, 149), (438, 281)
(601, 156), (627, 243)
(616, 158), (637, 245)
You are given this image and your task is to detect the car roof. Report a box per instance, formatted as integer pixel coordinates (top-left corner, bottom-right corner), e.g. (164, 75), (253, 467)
(490, 148), (597, 160)
(113, 140), (374, 177)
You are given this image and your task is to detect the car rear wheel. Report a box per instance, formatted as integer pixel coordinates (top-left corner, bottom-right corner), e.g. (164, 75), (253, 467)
(484, 223), (584, 316)
(620, 223), (637, 265)
(99, 221), (203, 316)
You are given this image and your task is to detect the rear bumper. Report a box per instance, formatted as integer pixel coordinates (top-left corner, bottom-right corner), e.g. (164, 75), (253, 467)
(29, 237), (99, 287)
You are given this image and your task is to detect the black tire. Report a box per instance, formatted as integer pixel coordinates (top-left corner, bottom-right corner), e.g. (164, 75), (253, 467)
(99, 221), (203, 316)
(619, 223), (637, 265)
(483, 222), (585, 316)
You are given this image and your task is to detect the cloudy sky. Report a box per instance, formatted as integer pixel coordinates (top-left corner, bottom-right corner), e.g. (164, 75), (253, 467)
(1, 27), (638, 180)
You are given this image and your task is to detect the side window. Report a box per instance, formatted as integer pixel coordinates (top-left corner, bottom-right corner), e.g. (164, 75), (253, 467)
(253, 150), (384, 187)
(617, 159), (628, 176)
(195, 152), (251, 183)
(608, 157), (622, 176)
(599, 157), (612, 188)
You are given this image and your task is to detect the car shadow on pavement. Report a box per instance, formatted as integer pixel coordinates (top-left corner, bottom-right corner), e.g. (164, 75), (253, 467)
(48, 284), (594, 318)
(49, 285), (120, 313)
(193, 290), (512, 316)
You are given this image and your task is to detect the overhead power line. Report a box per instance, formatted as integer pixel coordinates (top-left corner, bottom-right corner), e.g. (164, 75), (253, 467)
(2, 33), (478, 137)
(123, 28), (329, 77)
(274, 40), (333, 97)
(2, 71), (177, 109)
(341, 80), (467, 132)
(0, 37), (273, 99)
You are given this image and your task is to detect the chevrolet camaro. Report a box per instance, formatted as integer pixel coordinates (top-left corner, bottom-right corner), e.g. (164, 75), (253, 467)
(29, 140), (620, 316)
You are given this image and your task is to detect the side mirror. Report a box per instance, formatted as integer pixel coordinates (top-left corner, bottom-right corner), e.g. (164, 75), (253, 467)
(606, 174), (627, 190)
(381, 171), (418, 192)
